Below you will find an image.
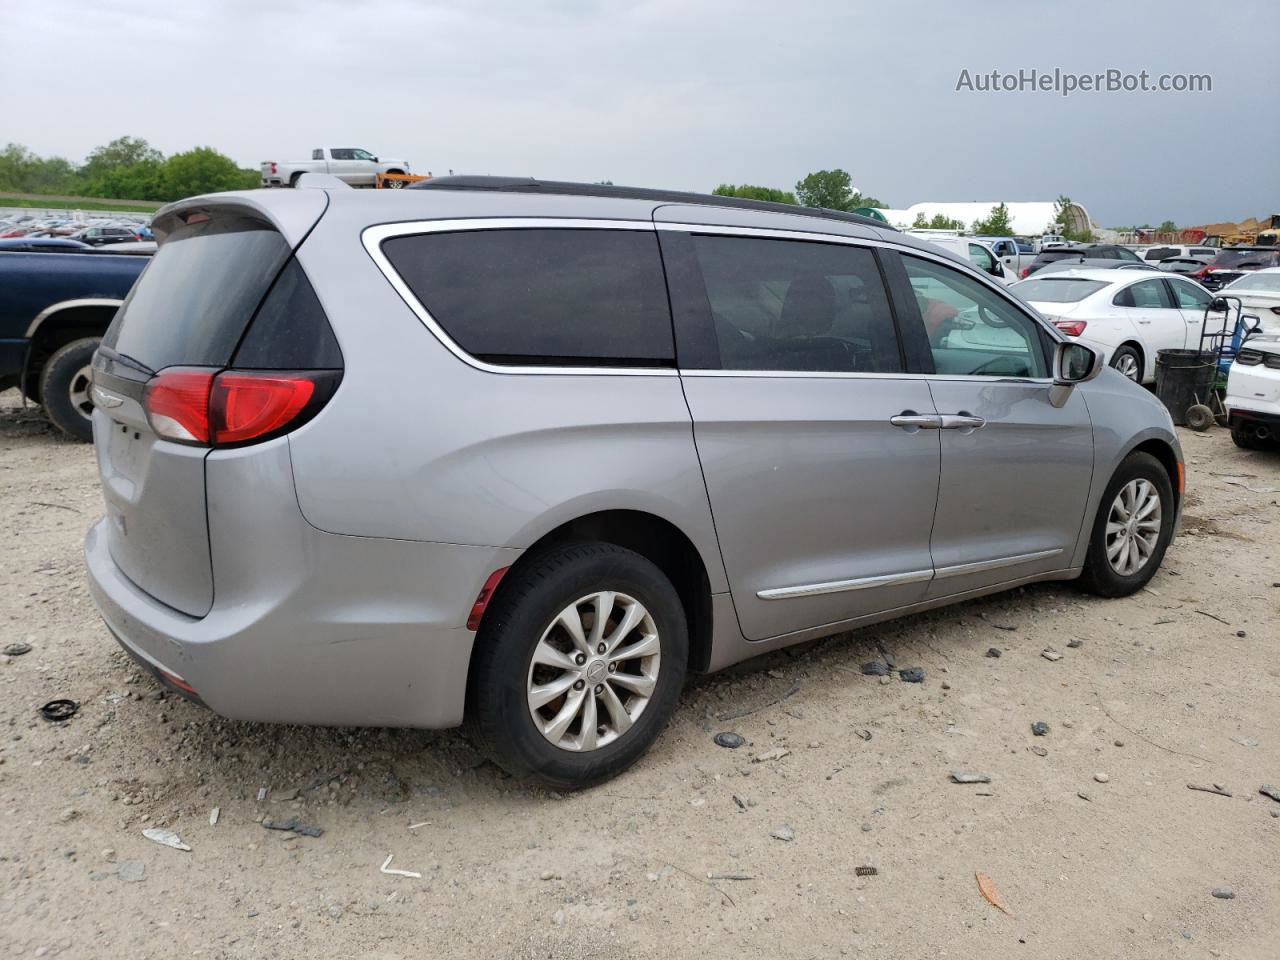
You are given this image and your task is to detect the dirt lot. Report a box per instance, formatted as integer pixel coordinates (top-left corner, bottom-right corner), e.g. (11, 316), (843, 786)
(1, 388), (1277, 960)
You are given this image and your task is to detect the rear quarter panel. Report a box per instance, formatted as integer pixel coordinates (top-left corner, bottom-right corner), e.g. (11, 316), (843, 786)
(284, 204), (729, 593)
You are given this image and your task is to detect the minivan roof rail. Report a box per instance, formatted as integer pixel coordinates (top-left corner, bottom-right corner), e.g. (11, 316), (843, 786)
(408, 176), (898, 231)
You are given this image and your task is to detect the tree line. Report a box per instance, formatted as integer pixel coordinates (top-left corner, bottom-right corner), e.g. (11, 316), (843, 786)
(0, 137), (258, 202)
(2, 145), (1100, 242)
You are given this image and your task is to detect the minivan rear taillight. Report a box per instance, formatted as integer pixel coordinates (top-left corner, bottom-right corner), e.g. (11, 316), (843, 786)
(144, 368), (338, 447)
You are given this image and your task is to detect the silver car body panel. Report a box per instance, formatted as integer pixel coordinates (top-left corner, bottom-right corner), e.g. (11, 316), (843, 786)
(84, 185), (1184, 728)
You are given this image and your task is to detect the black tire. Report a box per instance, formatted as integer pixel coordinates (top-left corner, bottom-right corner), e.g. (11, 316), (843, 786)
(39, 337), (99, 442)
(1109, 344), (1143, 383)
(467, 542), (688, 788)
(384, 169), (407, 189)
(1185, 404), (1215, 432)
(289, 172), (303, 188)
(1230, 420), (1269, 450)
(1077, 452), (1176, 598)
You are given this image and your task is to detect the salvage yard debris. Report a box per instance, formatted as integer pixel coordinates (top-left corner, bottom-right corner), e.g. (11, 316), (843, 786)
(379, 853), (422, 879)
(975, 872), (1014, 916)
(950, 772), (992, 784)
(262, 817), (324, 837)
(142, 828), (191, 852)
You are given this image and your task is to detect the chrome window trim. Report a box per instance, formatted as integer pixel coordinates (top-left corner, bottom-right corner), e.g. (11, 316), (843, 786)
(361, 217), (676, 378)
(362, 215), (1063, 380)
(657, 220), (1063, 381)
(758, 548), (1063, 600)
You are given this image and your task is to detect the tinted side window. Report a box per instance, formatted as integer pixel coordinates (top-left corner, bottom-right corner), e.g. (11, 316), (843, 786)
(330, 148), (354, 160)
(233, 259), (343, 369)
(1145, 246), (1178, 261)
(681, 235), (901, 373)
(383, 229), (674, 367)
(1169, 279), (1211, 310)
(900, 254), (1048, 378)
(1114, 279), (1170, 308)
(1116, 247), (1143, 261)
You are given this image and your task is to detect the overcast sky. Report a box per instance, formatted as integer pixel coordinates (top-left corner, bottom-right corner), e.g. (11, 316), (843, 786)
(2, 0), (1276, 226)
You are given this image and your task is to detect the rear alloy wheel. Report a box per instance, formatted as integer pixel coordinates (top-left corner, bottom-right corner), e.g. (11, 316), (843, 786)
(1110, 345), (1142, 382)
(1078, 452), (1175, 597)
(468, 543), (687, 787)
(39, 337), (100, 442)
(527, 591), (661, 752)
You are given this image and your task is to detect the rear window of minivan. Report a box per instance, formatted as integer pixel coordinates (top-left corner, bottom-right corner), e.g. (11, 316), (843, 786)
(103, 217), (291, 372)
(381, 228), (674, 367)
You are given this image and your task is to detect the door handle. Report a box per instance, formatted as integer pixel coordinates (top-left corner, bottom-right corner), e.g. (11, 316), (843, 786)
(939, 414), (986, 430)
(890, 412), (943, 430)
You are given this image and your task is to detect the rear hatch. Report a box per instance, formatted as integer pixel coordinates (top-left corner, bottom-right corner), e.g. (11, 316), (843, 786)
(90, 196), (329, 616)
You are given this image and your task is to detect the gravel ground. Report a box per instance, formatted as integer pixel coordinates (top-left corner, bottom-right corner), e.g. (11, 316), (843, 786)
(1, 388), (1277, 959)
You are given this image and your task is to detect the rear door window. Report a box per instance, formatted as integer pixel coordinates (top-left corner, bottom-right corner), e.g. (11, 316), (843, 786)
(382, 228), (674, 367)
(1114, 278), (1171, 308)
(102, 217), (291, 371)
(668, 234), (902, 373)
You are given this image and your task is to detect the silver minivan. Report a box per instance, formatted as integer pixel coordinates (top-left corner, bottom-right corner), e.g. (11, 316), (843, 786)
(85, 177), (1183, 786)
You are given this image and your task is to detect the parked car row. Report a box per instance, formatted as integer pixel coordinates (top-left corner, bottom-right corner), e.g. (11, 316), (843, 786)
(0, 213), (154, 245)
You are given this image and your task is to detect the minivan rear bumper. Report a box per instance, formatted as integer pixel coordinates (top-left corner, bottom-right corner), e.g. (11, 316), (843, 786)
(84, 438), (521, 729)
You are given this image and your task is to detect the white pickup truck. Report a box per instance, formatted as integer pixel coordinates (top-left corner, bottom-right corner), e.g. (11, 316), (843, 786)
(260, 148), (411, 188)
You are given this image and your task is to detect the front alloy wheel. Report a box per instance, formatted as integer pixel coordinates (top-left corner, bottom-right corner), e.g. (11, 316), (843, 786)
(1104, 478), (1162, 576)
(527, 592), (661, 752)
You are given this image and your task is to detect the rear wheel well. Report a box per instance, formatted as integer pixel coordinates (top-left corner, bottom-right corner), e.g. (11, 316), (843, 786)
(23, 305), (116, 401)
(1131, 439), (1181, 509)
(483, 511), (714, 674)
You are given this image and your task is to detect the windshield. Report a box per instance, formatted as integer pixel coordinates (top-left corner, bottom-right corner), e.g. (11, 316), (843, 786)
(1212, 250), (1277, 269)
(1014, 278), (1107, 302)
(1224, 272), (1280, 292)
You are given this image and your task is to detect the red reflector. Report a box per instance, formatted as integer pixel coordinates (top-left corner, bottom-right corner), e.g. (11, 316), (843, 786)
(467, 567), (510, 631)
(1053, 319), (1088, 337)
(159, 669), (198, 696)
(211, 372), (315, 444)
(143, 369), (214, 442)
(1019, 266), (1030, 278)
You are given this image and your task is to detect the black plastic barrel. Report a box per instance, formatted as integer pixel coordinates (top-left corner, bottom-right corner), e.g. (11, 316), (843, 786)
(1154, 349), (1217, 425)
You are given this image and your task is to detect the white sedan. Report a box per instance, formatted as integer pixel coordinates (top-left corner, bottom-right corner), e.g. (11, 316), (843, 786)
(1218, 267), (1280, 335)
(1010, 268), (1216, 383)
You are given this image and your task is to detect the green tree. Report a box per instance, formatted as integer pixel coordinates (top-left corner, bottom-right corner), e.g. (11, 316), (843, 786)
(161, 147), (258, 201)
(794, 169), (885, 211)
(1157, 219), (1178, 234)
(713, 183), (797, 205)
(795, 169), (854, 210)
(80, 136), (164, 180)
(1048, 194), (1094, 243)
(972, 203), (1014, 236)
(0, 143), (79, 194)
(913, 211), (966, 231)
